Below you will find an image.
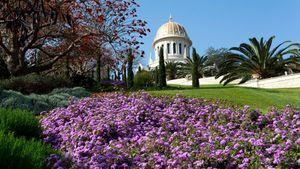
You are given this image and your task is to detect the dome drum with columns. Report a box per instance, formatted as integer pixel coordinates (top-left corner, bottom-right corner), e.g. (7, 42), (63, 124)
(148, 16), (192, 69)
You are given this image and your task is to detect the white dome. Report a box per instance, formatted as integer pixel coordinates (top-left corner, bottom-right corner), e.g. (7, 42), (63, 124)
(148, 16), (193, 70)
(153, 18), (192, 46)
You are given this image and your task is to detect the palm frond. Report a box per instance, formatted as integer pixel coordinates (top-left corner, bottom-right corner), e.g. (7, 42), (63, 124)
(217, 36), (299, 85)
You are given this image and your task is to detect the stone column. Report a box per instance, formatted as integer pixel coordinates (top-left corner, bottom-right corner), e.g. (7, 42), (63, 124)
(183, 44), (187, 58)
(155, 45), (159, 61)
(165, 42), (168, 60)
(177, 41), (180, 56)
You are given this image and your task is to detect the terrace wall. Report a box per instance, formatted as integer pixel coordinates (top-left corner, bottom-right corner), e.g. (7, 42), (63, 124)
(167, 76), (240, 86)
(239, 73), (300, 89)
(167, 73), (300, 89)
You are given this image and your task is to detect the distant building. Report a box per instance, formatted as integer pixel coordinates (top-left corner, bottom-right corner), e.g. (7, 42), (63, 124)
(148, 16), (192, 69)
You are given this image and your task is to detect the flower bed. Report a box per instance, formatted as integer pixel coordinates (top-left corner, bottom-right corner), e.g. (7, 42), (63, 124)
(41, 92), (300, 168)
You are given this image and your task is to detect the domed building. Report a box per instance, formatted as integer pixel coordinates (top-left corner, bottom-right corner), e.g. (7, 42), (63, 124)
(148, 16), (192, 69)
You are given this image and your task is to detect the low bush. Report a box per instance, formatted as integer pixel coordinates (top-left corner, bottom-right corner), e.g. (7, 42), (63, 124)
(0, 87), (91, 114)
(0, 108), (40, 138)
(50, 87), (91, 98)
(0, 90), (33, 110)
(0, 74), (72, 95)
(134, 70), (154, 88)
(0, 131), (55, 169)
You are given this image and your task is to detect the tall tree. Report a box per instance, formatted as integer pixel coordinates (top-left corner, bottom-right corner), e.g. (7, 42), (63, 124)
(158, 47), (167, 88)
(0, 50), (10, 79)
(205, 48), (229, 70)
(122, 61), (127, 83)
(154, 67), (159, 87)
(217, 36), (300, 85)
(96, 55), (102, 82)
(0, 0), (82, 76)
(127, 50), (134, 88)
(192, 48), (200, 88)
(204, 47), (229, 76)
(75, 0), (149, 79)
(0, 0), (149, 76)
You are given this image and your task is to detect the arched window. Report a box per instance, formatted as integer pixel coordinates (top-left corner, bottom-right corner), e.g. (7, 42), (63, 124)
(179, 43), (182, 54)
(167, 43), (170, 54)
(173, 43), (176, 54)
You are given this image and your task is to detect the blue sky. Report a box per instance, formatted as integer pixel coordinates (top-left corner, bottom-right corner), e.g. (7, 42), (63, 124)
(137, 0), (300, 66)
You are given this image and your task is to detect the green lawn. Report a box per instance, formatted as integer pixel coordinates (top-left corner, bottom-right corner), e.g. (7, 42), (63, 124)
(148, 85), (300, 113)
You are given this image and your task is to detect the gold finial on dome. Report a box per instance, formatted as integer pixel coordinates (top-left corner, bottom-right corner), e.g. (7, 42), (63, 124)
(169, 14), (173, 22)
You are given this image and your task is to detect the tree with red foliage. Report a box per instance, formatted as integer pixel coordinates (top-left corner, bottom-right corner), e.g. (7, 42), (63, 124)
(0, 0), (149, 77)
(0, 0), (83, 76)
(73, 0), (149, 81)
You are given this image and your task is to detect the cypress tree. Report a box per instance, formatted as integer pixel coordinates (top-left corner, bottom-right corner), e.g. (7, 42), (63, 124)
(158, 47), (167, 88)
(127, 49), (134, 88)
(155, 67), (159, 87)
(192, 48), (199, 88)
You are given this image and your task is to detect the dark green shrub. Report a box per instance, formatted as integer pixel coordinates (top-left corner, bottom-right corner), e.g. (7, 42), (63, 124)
(0, 108), (40, 138)
(134, 70), (154, 88)
(70, 74), (96, 90)
(90, 80), (126, 92)
(0, 131), (55, 169)
(91, 84), (116, 92)
(0, 74), (72, 95)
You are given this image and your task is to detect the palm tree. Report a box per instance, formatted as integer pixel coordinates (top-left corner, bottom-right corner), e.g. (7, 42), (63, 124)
(182, 53), (208, 78)
(216, 36), (300, 85)
(165, 61), (185, 80)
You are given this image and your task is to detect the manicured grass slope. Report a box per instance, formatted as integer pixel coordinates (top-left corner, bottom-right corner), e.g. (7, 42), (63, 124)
(149, 85), (300, 112)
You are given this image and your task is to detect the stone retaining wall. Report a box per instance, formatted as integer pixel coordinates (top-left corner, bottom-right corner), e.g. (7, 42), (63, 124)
(239, 73), (300, 89)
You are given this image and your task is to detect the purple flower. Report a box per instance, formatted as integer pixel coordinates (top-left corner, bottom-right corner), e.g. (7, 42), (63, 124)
(296, 138), (300, 144)
(39, 92), (300, 168)
(220, 139), (226, 145)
